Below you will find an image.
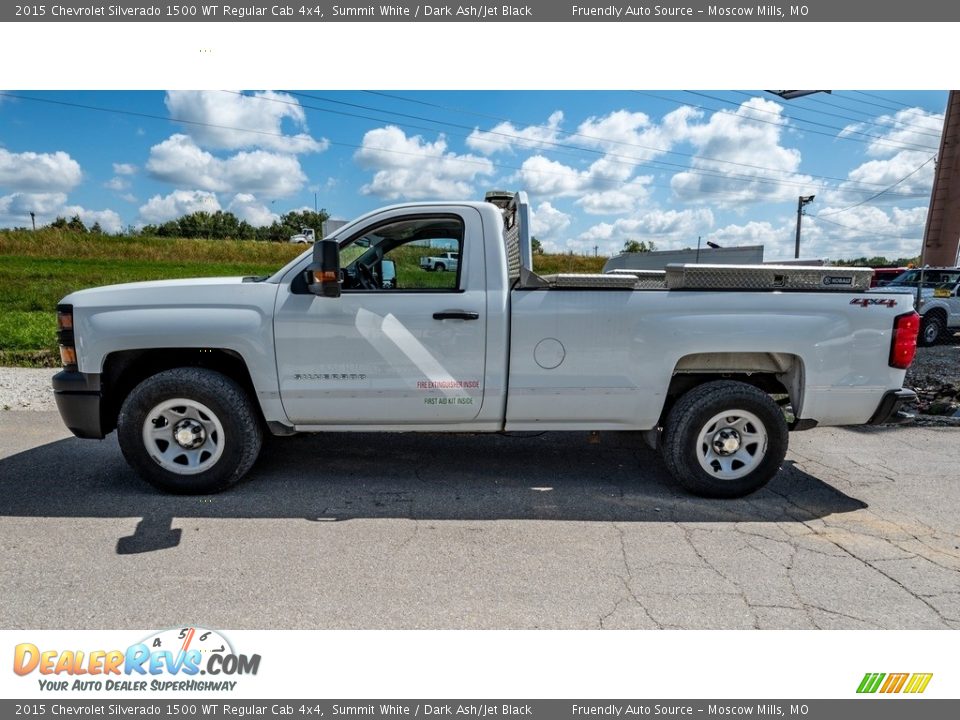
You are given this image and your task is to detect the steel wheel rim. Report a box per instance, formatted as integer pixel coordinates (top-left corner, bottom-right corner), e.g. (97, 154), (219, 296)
(695, 409), (768, 480)
(924, 320), (939, 344)
(142, 398), (225, 475)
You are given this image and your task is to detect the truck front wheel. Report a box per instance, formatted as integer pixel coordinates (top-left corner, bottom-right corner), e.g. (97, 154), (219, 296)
(661, 380), (788, 498)
(117, 368), (263, 494)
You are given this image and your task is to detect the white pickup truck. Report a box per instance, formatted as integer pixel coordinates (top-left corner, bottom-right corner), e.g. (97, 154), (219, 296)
(53, 191), (919, 498)
(871, 267), (960, 345)
(419, 251), (459, 272)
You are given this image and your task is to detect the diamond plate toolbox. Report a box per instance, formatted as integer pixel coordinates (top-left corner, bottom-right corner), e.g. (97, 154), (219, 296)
(664, 264), (873, 292)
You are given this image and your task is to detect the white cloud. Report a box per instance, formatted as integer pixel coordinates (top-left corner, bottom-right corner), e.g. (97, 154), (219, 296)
(576, 208), (715, 255)
(840, 107), (943, 158)
(165, 90), (327, 154)
(827, 108), (943, 207)
(0, 191), (122, 233)
(708, 205), (928, 262)
(146, 134), (306, 197)
(575, 106), (699, 162)
(62, 206), (124, 233)
(529, 201), (571, 240)
(105, 176), (129, 191)
(138, 190), (221, 224)
(120, 193), (138, 204)
(518, 154), (646, 201)
(670, 98), (816, 206)
(112, 163), (137, 175)
(466, 111), (564, 155)
(825, 150), (936, 206)
(355, 126), (494, 199)
(516, 107), (697, 215)
(227, 193), (279, 227)
(0, 148), (82, 192)
(0, 192), (68, 223)
(576, 177), (653, 215)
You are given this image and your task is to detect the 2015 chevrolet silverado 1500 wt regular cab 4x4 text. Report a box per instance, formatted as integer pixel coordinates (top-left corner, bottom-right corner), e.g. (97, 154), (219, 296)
(52, 191), (919, 498)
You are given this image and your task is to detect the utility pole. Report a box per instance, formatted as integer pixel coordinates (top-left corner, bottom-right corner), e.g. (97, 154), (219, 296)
(921, 90), (960, 267)
(314, 192), (318, 214)
(795, 195), (815, 259)
(593, 245), (598, 257)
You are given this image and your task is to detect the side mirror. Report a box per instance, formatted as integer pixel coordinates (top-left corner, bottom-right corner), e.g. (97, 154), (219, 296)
(381, 258), (397, 289)
(305, 238), (341, 298)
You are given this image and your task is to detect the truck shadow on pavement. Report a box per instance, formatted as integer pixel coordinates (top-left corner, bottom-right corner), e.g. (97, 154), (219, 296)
(0, 430), (866, 554)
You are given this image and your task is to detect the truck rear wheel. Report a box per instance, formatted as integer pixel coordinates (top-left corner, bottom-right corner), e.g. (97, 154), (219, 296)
(117, 368), (263, 494)
(661, 380), (788, 498)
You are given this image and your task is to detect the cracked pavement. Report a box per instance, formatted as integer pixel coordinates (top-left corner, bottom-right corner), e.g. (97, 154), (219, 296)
(1, 411), (958, 629)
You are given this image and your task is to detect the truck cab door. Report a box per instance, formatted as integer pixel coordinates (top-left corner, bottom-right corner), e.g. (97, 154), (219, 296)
(274, 207), (488, 426)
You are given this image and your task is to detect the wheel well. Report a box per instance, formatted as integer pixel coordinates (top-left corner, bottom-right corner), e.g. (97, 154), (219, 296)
(100, 348), (258, 434)
(660, 352), (802, 426)
(923, 307), (947, 322)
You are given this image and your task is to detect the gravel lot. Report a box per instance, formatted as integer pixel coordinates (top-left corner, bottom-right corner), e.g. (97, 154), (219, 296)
(0, 367), (57, 411)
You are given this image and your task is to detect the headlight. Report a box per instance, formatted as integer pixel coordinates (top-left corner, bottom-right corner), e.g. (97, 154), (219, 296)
(56, 304), (77, 370)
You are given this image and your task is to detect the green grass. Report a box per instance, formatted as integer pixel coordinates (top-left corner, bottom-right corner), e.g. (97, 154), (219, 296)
(0, 231), (305, 367)
(0, 229), (608, 367)
(530, 254), (607, 274)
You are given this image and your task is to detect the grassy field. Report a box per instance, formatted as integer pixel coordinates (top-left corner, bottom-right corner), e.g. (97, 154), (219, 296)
(0, 230), (305, 366)
(0, 230), (609, 367)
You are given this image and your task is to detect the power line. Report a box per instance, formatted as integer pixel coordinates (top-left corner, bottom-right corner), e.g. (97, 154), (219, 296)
(244, 91), (852, 198)
(807, 214), (926, 239)
(833, 91), (921, 113)
(0, 90), (832, 203)
(813, 154), (936, 217)
(679, 90), (940, 151)
(634, 90), (938, 155)
(0, 90), (934, 211)
(366, 89), (936, 189)
(799, 94), (944, 139)
(849, 91), (916, 110)
(269, 90), (927, 198)
(729, 90), (942, 140)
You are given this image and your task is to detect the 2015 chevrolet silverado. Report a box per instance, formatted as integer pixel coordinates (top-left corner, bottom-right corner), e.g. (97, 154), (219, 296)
(53, 191), (918, 497)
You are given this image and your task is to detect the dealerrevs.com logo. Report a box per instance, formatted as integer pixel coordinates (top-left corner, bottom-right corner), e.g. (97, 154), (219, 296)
(13, 627), (261, 693)
(857, 672), (933, 694)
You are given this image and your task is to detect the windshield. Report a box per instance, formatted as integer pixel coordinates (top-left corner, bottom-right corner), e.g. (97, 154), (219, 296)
(888, 269), (960, 287)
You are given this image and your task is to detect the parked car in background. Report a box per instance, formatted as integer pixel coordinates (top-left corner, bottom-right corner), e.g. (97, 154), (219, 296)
(872, 267), (960, 345)
(419, 251), (459, 272)
(871, 267), (909, 287)
(289, 227), (316, 244)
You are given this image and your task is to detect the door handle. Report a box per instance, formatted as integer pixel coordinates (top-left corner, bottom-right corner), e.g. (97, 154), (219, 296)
(433, 310), (480, 320)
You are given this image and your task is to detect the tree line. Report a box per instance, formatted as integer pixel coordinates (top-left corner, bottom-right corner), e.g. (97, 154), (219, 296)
(39, 209), (331, 242)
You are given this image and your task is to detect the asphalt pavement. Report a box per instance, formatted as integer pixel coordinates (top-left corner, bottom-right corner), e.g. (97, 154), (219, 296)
(1, 410), (958, 629)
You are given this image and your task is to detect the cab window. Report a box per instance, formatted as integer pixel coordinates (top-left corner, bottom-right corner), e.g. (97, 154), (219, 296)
(339, 216), (464, 292)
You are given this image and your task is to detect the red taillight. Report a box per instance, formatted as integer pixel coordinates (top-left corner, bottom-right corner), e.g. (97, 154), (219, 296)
(889, 312), (919, 369)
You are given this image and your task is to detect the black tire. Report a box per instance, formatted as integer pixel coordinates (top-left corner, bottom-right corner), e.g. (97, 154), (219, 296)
(919, 313), (945, 346)
(661, 380), (788, 499)
(435, 263), (446, 272)
(117, 368), (263, 494)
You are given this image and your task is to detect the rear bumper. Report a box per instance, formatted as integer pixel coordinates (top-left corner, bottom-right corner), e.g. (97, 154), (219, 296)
(52, 370), (105, 439)
(867, 388), (918, 426)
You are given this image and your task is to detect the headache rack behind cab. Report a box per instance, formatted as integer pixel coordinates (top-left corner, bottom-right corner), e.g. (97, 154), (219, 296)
(483, 190), (873, 293)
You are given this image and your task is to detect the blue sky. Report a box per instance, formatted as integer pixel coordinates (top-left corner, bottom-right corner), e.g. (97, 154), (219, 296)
(0, 89), (947, 260)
